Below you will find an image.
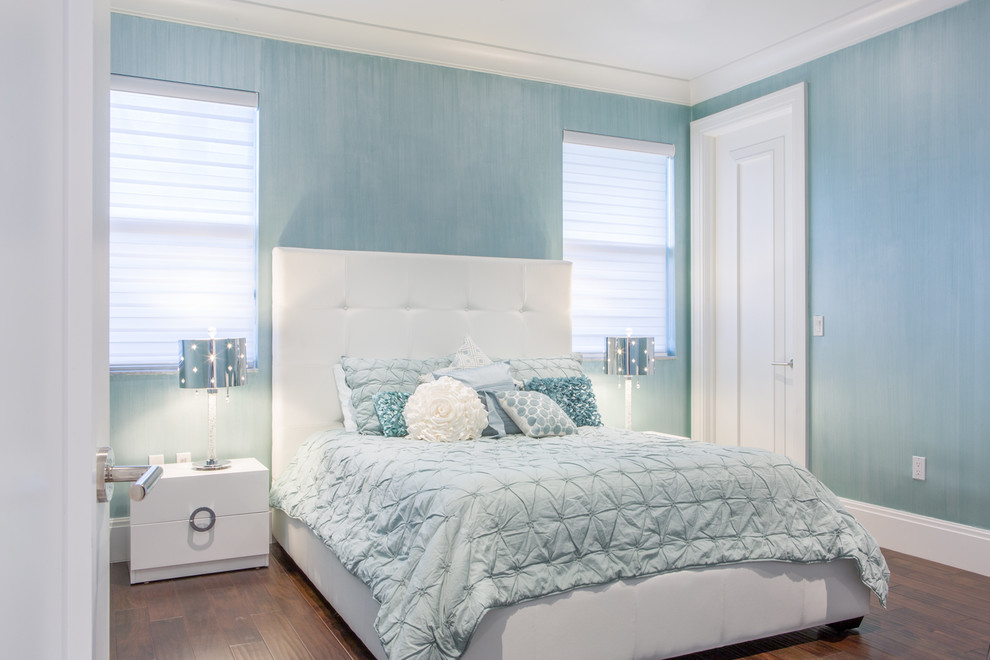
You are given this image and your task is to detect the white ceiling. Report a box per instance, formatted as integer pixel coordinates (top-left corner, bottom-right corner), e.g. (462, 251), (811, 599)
(112, 0), (967, 103)
(245, 0), (896, 80)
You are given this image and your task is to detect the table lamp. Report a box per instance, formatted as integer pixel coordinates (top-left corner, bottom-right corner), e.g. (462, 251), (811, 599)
(605, 332), (655, 430)
(178, 330), (247, 470)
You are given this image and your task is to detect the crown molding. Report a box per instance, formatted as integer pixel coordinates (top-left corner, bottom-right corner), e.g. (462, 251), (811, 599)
(689, 0), (970, 104)
(111, 0), (968, 108)
(109, 0), (691, 104)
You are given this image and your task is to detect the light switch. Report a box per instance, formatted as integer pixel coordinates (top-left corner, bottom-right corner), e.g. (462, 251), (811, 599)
(148, 454), (165, 466)
(813, 315), (825, 337)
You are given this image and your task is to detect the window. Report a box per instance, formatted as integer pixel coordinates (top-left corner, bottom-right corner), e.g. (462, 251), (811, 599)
(562, 130), (674, 358)
(109, 76), (259, 372)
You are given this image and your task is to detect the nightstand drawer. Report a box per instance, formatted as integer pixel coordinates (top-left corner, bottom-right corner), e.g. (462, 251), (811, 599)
(130, 459), (268, 524)
(130, 511), (269, 579)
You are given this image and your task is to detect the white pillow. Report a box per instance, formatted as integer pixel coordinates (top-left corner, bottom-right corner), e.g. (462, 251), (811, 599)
(333, 363), (358, 432)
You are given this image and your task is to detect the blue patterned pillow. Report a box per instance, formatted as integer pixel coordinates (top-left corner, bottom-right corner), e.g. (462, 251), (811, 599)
(373, 391), (411, 437)
(524, 375), (602, 427)
(495, 391), (576, 438)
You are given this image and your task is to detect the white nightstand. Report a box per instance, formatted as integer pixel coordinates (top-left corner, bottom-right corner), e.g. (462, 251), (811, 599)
(129, 457), (270, 584)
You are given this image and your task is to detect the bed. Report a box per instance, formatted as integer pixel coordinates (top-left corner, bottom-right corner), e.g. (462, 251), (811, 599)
(269, 246), (888, 660)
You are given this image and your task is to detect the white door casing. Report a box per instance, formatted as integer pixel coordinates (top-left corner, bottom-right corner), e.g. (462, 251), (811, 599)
(690, 83), (807, 466)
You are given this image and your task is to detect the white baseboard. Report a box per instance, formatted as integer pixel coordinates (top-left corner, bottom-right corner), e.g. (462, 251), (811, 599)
(109, 502), (990, 577)
(110, 516), (130, 564)
(840, 498), (990, 577)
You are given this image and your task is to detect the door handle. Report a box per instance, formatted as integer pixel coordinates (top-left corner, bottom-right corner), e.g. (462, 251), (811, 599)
(770, 359), (794, 368)
(96, 446), (164, 503)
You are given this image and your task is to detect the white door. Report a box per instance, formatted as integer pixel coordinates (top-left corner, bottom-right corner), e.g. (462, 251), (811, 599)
(1, 1), (111, 658)
(690, 83), (807, 466)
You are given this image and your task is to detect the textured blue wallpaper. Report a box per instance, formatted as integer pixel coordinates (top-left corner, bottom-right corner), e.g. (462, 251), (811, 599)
(108, 15), (691, 517)
(694, 0), (990, 530)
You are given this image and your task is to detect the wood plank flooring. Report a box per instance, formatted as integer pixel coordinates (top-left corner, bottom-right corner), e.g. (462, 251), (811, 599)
(111, 546), (990, 659)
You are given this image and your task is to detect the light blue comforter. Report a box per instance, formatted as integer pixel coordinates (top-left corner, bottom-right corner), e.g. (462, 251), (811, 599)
(270, 428), (889, 660)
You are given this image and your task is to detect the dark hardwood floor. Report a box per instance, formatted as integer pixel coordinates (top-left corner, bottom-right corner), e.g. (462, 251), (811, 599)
(111, 546), (990, 659)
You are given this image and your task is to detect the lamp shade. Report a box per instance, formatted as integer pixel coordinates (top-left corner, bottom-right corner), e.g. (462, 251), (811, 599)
(178, 337), (247, 390)
(605, 336), (655, 377)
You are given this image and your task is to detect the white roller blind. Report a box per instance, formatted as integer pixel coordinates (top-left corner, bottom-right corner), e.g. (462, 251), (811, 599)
(563, 130), (674, 357)
(109, 76), (259, 372)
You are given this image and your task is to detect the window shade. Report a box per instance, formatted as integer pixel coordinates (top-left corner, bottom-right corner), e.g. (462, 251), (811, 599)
(562, 131), (674, 357)
(109, 76), (259, 372)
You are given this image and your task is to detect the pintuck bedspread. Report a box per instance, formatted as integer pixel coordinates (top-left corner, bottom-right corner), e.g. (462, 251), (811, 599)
(270, 428), (889, 660)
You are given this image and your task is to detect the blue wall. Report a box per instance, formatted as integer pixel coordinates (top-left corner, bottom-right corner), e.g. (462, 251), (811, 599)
(108, 15), (692, 517)
(694, 0), (990, 530)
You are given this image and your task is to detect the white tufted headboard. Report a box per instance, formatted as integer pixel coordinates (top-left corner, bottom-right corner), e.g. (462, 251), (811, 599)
(271, 247), (573, 477)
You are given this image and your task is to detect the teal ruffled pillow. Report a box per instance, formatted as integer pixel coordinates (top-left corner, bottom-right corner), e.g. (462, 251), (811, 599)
(524, 375), (602, 427)
(373, 391), (412, 437)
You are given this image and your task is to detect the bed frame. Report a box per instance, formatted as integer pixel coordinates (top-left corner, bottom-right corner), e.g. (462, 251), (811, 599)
(270, 247), (871, 659)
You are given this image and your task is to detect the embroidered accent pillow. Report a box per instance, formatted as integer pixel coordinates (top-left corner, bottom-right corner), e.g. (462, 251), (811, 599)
(525, 375), (602, 427)
(373, 391), (411, 437)
(451, 335), (493, 368)
(419, 336), (495, 384)
(495, 391), (576, 438)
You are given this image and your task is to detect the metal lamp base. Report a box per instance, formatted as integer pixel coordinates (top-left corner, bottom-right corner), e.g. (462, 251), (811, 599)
(192, 458), (232, 471)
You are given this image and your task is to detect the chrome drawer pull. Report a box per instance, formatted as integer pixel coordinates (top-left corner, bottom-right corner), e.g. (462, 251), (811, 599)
(189, 506), (217, 532)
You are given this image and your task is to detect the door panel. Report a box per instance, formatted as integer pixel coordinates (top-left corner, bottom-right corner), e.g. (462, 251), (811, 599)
(736, 146), (778, 453)
(691, 84), (807, 466)
(3, 2), (110, 658)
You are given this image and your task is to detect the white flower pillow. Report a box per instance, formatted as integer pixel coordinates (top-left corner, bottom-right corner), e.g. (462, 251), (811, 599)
(405, 377), (489, 442)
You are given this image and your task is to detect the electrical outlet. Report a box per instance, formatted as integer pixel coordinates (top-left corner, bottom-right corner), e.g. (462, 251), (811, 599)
(176, 451), (192, 464)
(912, 456), (926, 481)
(148, 454), (164, 466)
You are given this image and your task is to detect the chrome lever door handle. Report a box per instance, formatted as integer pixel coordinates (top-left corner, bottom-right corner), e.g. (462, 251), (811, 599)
(96, 447), (164, 502)
(770, 359), (794, 368)
(125, 465), (163, 502)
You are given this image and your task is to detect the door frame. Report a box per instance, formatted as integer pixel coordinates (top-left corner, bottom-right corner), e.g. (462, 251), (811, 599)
(689, 82), (808, 465)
